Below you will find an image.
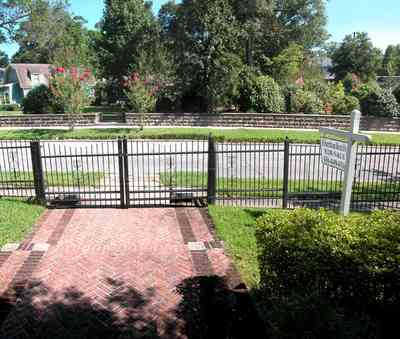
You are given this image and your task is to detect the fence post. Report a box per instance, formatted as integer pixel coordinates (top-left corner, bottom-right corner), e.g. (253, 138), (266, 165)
(123, 138), (130, 208)
(207, 134), (217, 205)
(282, 138), (290, 209)
(117, 138), (126, 208)
(30, 141), (45, 203)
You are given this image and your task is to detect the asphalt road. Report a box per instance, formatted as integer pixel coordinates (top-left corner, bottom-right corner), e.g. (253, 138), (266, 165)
(0, 140), (399, 192)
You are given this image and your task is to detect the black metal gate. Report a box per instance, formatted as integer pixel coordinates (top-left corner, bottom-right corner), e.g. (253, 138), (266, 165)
(125, 139), (209, 207)
(1, 138), (400, 211)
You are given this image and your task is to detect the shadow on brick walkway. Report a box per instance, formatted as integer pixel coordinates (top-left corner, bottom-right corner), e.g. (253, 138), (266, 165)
(0, 275), (264, 339)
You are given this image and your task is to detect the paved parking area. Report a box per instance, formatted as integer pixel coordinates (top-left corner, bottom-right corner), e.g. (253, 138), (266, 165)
(0, 208), (242, 339)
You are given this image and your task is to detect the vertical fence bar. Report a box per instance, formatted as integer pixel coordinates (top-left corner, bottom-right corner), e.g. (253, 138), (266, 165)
(123, 138), (130, 208)
(207, 134), (217, 205)
(282, 138), (290, 209)
(30, 141), (46, 202)
(117, 138), (125, 208)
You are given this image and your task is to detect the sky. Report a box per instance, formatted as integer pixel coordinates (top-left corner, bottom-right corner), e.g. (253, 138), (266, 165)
(2, 0), (400, 58)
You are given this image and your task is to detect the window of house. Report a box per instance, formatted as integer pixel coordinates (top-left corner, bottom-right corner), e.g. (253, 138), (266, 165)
(31, 73), (41, 87)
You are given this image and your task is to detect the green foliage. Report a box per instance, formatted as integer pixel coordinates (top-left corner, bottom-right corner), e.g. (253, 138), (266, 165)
(249, 75), (285, 113)
(358, 87), (399, 117)
(393, 86), (400, 105)
(232, 0), (328, 61)
(123, 72), (157, 115)
(291, 89), (324, 114)
(22, 85), (63, 114)
(49, 67), (94, 121)
(0, 0), (33, 43)
(256, 209), (400, 338)
(0, 50), (9, 67)
(235, 66), (258, 112)
(381, 45), (400, 76)
(96, 0), (159, 85)
(325, 82), (360, 114)
(332, 95), (360, 114)
(270, 43), (304, 85)
(0, 104), (19, 111)
(331, 32), (382, 81)
(12, 1), (92, 66)
(164, 0), (244, 112)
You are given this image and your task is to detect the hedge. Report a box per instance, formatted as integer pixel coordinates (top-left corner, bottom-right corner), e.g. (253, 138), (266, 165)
(255, 209), (400, 338)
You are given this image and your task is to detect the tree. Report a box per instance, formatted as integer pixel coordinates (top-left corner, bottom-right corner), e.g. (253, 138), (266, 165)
(270, 43), (305, 85)
(161, 0), (244, 112)
(12, 1), (92, 67)
(331, 32), (382, 81)
(382, 45), (400, 76)
(96, 0), (159, 84)
(0, 0), (33, 42)
(0, 50), (9, 66)
(232, 0), (328, 67)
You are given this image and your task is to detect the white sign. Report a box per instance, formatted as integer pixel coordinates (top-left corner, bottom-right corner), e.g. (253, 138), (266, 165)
(319, 110), (371, 216)
(320, 138), (348, 171)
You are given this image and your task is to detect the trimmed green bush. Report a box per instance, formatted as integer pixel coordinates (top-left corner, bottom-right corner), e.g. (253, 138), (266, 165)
(236, 72), (285, 113)
(360, 88), (399, 117)
(332, 95), (360, 114)
(291, 89), (324, 114)
(0, 104), (20, 111)
(256, 209), (400, 338)
(394, 86), (400, 105)
(22, 85), (64, 114)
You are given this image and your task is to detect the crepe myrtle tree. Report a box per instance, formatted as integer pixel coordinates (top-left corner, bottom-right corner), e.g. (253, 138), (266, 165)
(49, 66), (94, 130)
(123, 72), (159, 130)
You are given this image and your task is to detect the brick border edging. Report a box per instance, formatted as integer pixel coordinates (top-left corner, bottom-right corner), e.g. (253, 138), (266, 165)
(18, 210), (51, 251)
(0, 209), (53, 327)
(175, 207), (247, 291)
(198, 208), (247, 291)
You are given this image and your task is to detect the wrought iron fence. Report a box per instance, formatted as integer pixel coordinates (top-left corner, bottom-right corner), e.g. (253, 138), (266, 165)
(0, 138), (399, 211)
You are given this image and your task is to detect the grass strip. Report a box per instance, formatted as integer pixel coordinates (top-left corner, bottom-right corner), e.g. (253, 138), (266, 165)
(0, 199), (45, 248)
(160, 171), (400, 200)
(0, 171), (105, 187)
(0, 128), (399, 144)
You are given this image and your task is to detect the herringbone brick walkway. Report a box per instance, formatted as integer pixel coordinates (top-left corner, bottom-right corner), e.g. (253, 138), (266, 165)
(0, 208), (240, 339)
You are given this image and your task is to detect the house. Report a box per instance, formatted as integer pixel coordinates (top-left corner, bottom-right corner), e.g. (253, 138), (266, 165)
(0, 64), (52, 105)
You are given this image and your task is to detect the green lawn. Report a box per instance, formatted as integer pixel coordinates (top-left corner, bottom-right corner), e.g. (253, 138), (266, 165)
(208, 206), (265, 289)
(0, 110), (23, 116)
(0, 171), (105, 187)
(0, 127), (399, 144)
(160, 171), (400, 200)
(0, 199), (45, 248)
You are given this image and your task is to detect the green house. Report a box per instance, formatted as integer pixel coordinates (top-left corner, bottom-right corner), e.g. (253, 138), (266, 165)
(0, 64), (52, 105)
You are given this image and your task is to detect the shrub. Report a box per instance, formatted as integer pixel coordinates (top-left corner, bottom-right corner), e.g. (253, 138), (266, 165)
(22, 85), (63, 114)
(251, 76), (285, 113)
(393, 86), (400, 105)
(235, 67), (258, 112)
(256, 209), (400, 338)
(332, 95), (360, 114)
(123, 72), (158, 114)
(291, 89), (324, 114)
(236, 72), (285, 113)
(49, 66), (95, 128)
(0, 104), (19, 111)
(359, 88), (399, 117)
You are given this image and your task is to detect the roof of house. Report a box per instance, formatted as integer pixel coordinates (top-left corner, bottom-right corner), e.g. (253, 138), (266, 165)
(8, 64), (52, 89)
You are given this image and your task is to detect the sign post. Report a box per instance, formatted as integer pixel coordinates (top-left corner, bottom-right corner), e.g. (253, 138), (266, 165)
(320, 110), (371, 216)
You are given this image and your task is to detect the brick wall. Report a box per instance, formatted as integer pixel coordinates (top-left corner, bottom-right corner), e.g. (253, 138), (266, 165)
(0, 113), (98, 128)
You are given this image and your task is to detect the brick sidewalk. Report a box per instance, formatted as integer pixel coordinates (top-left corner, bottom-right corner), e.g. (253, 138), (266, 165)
(0, 208), (249, 339)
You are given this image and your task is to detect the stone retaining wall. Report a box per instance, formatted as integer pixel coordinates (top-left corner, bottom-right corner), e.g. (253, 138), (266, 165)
(1, 112), (400, 132)
(0, 114), (98, 127)
(125, 113), (400, 132)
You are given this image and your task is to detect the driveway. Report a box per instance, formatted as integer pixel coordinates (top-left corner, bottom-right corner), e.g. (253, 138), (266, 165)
(0, 208), (256, 339)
